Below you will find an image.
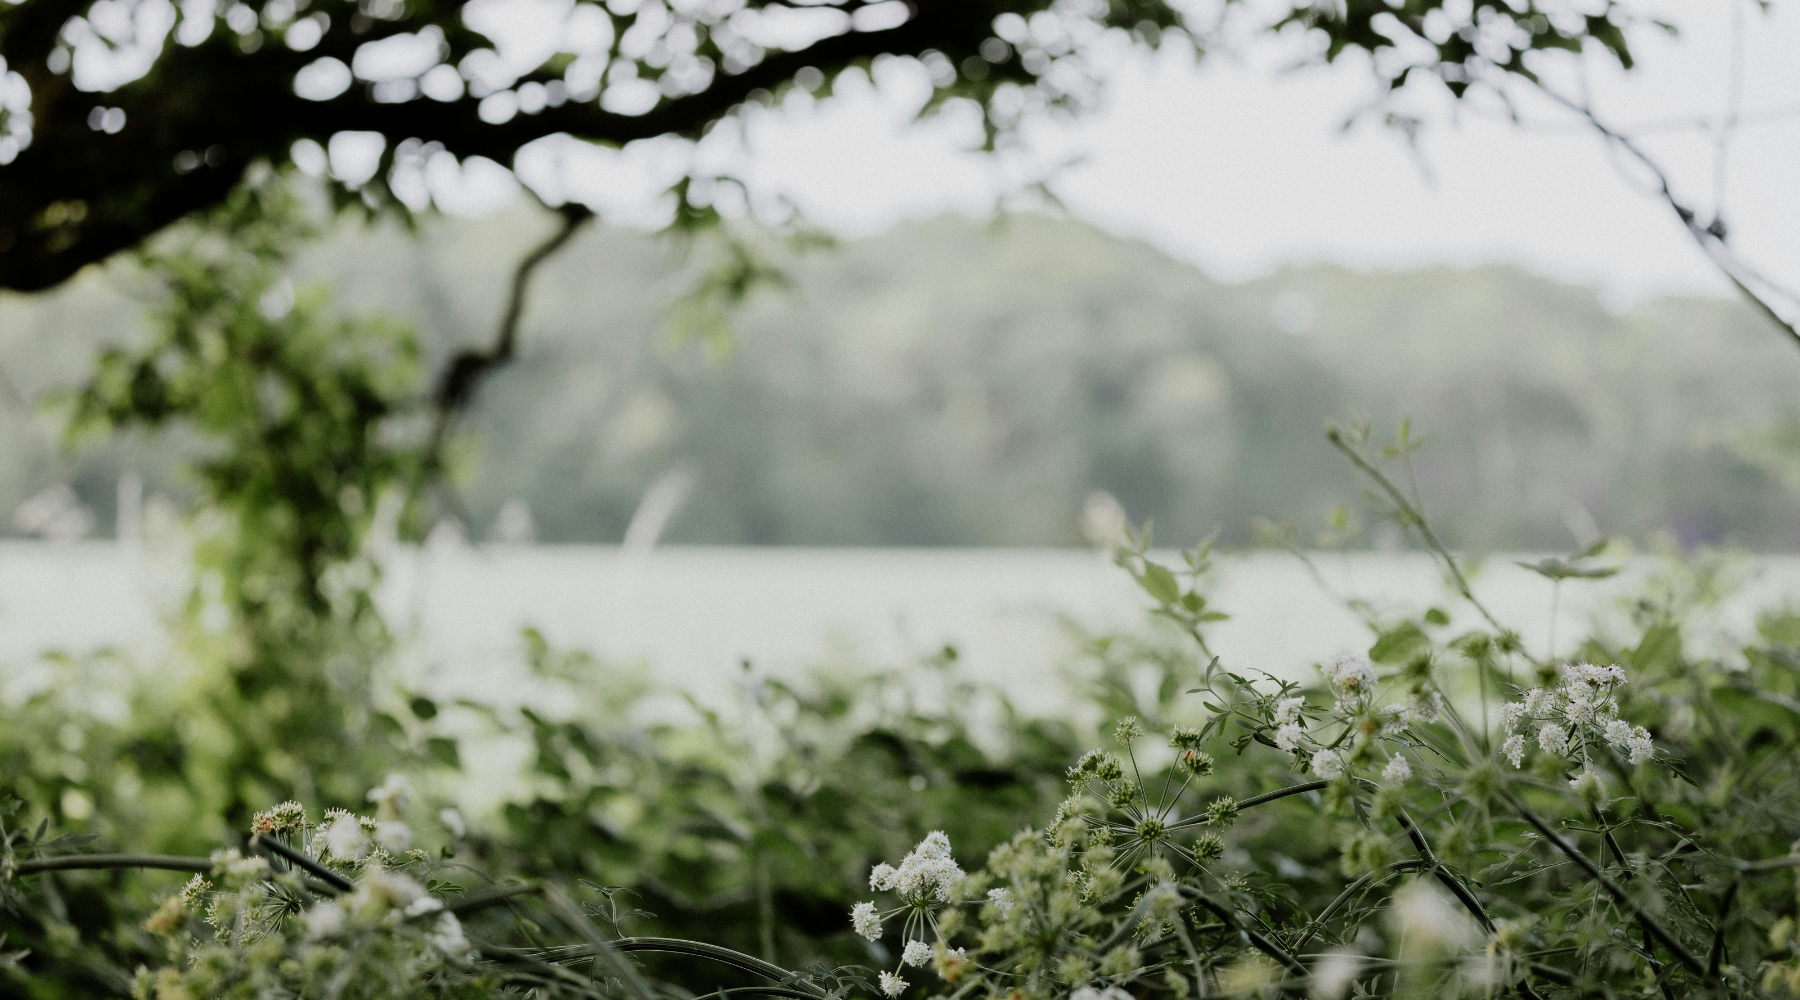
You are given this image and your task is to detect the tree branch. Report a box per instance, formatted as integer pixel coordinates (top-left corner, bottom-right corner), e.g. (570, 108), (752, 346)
(424, 203), (592, 469)
(1533, 84), (1800, 351)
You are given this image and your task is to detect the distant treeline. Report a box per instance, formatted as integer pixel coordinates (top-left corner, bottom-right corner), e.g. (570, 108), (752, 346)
(4, 210), (1798, 549)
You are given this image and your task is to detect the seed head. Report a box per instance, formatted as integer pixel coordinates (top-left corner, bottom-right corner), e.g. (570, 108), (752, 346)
(1107, 780), (1140, 810)
(1179, 749), (1214, 777)
(1191, 832), (1224, 862)
(1202, 795), (1239, 828)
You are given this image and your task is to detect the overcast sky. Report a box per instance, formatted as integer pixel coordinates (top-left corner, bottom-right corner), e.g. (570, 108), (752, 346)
(479, 1), (1799, 311)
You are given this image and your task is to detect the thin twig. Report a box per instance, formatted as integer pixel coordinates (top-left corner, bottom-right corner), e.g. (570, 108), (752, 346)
(613, 937), (823, 995)
(1734, 851), (1800, 873)
(250, 834), (354, 893)
(424, 204), (593, 469)
(542, 882), (660, 1000)
(1167, 780), (1328, 833)
(1175, 886), (1308, 978)
(1326, 428), (1532, 662)
(1393, 808), (1493, 933)
(1291, 860), (1429, 953)
(1532, 84), (1800, 349)
(1503, 790), (1708, 979)
(1707, 875), (1740, 980)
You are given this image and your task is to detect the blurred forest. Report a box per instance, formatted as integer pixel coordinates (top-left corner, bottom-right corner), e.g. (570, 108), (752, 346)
(3, 208), (1796, 550)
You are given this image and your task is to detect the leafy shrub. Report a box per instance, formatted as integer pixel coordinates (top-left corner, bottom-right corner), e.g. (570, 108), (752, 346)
(840, 428), (1800, 999)
(2, 182), (1797, 998)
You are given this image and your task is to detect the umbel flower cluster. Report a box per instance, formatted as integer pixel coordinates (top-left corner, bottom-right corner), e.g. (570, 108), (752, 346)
(132, 780), (489, 1000)
(1496, 661), (1654, 771)
(843, 655), (1449, 1000)
(851, 832), (968, 996)
(841, 629), (1736, 1000)
(1257, 654), (1423, 785)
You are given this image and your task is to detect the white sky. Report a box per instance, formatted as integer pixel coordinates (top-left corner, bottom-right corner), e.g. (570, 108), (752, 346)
(500, 0), (1800, 309)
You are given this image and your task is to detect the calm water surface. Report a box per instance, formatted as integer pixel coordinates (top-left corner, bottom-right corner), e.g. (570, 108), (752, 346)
(3, 541), (1794, 714)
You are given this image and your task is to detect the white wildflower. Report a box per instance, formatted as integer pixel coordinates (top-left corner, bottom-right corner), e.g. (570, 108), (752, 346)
(902, 939), (932, 967)
(366, 773), (414, 820)
(425, 911), (473, 963)
(374, 820), (413, 854)
(1537, 723), (1568, 757)
(1273, 697), (1305, 726)
(304, 901), (346, 939)
(851, 901), (882, 940)
(1071, 987), (1134, 1000)
(1379, 703), (1410, 736)
(1563, 688), (1597, 725)
(933, 946), (969, 982)
(869, 863), (897, 892)
(224, 855), (270, 883)
(1626, 727), (1654, 765)
(914, 831), (952, 859)
(325, 813), (371, 860)
(1274, 723), (1305, 753)
(1499, 703), (1523, 734)
(1501, 734), (1526, 768)
(1408, 688), (1444, 724)
(403, 895), (444, 918)
(1602, 719), (1633, 747)
(1521, 688), (1555, 717)
(1320, 654), (1377, 698)
(1382, 756), (1412, 783)
(1311, 752), (1345, 780)
(887, 834), (963, 905)
(986, 887), (1013, 916)
(1388, 880), (1478, 953)
(879, 971), (907, 998)
(1567, 662), (1625, 687)
(355, 870), (426, 913)
(438, 807), (466, 837)
(1568, 771), (1603, 800)
(1309, 951), (1362, 1000)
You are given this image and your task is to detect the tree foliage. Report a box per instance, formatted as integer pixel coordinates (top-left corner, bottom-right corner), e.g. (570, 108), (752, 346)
(0, 0), (1645, 291)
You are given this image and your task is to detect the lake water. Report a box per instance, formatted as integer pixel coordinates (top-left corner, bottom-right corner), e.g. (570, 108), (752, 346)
(3, 541), (1795, 714)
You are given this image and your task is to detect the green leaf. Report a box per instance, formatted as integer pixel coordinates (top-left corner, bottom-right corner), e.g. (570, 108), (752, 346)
(1515, 557), (1619, 581)
(1423, 607), (1450, 626)
(1631, 625), (1681, 676)
(1711, 688), (1800, 741)
(409, 696), (438, 720)
(1141, 563), (1181, 604)
(1370, 622), (1429, 664)
(426, 736), (461, 768)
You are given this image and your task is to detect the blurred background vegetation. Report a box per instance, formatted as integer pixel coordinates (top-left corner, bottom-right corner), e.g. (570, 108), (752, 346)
(5, 203), (1794, 552)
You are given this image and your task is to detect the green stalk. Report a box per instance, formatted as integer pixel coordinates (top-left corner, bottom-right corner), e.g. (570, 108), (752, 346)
(11, 853), (212, 876)
(1502, 790), (1707, 979)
